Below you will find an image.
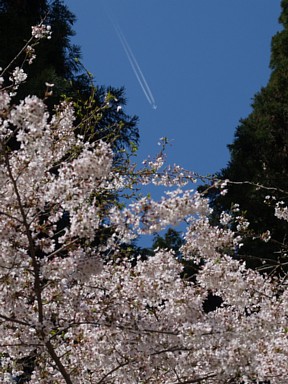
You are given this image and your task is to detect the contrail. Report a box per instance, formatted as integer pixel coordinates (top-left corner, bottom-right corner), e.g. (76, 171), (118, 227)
(114, 23), (157, 110)
(103, 6), (157, 110)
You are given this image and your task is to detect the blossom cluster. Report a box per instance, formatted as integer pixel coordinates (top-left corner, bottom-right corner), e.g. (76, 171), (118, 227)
(1, 34), (288, 384)
(9, 67), (27, 86)
(31, 24), (52, 40)
(275, 201), (288, 221)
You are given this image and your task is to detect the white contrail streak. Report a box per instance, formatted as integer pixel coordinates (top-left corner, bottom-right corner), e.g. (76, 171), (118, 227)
(113, 23), (157, 110)
(103, 5), (157, 110)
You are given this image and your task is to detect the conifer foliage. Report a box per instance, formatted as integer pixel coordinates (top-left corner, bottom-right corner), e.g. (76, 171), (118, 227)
(1, 2), (288, 384)
(207, 0), (288, 272)
(0, 0), (139, 154)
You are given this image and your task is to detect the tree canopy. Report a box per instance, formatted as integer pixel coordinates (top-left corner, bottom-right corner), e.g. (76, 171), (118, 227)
(0, 0), (139, 154)
(1, 2), (288, 383)
(1, 57), (288, 380)
(205, 0), (288, 273)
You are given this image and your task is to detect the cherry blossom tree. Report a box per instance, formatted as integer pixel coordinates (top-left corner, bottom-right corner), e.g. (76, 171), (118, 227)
(1, 23), (288, 384)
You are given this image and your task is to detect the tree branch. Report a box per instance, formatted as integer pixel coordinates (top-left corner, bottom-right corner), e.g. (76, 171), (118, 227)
(5, 152), (73, 384)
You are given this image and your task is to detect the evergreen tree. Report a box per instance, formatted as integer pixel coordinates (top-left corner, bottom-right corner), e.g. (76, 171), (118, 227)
(0, 0), (78, 99)
(205, 0), (288, 273)
(0, 0), (139, 154)
(152, 228), (184, 258)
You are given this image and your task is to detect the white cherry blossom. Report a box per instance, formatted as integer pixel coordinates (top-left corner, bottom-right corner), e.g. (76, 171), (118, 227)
(1, 31), (288, 384)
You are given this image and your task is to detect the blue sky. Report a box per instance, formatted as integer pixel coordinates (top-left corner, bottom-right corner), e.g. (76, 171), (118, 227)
(66, 0), (281, 178)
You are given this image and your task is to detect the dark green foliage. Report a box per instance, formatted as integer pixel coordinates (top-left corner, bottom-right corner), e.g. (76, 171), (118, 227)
(0, 0), (80, 101)
(205, 0), (288, 273)
(73, 84), (139, 156)
(152, 228), (184, 257)
(0, 0), (139, 154)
